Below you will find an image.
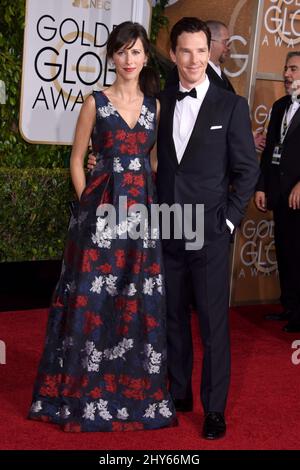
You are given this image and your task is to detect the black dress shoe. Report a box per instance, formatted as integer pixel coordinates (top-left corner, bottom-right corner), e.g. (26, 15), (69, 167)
(172, 398), (193, 412)
(203, 412), (226, 440)
(283, 322), (300, 333)
(265, 311), (291, 321)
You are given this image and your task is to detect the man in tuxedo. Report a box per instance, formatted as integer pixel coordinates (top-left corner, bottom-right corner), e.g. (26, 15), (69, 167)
(255, 51), (300, 333)
(158, 17), (259, 439)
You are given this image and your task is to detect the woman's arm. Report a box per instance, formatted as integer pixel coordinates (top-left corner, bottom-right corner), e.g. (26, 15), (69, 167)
(70, 95), (96, 199)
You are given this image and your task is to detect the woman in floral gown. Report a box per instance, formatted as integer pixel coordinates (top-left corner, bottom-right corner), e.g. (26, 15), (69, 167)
(28, 22), (176, 432)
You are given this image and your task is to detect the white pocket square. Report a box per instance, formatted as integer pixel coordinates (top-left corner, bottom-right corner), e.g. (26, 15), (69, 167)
(210, 125), (223, 130)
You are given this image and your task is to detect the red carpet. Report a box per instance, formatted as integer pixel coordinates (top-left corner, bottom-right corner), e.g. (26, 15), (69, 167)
(1, 305), (300, 450)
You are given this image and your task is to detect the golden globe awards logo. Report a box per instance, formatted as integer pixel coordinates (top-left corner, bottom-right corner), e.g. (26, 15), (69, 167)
(225, 0), (251, 78)
(21, 0), (151, 144)
(32, 15), (115, 111)
(238, 219), (278, 279)
(253, 103), (272, 136)
(262, 0), (300, 47)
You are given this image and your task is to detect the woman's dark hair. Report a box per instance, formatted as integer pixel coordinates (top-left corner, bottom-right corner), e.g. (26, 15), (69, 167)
(170, 17), (211, 52)
(106, 21), (160, 97)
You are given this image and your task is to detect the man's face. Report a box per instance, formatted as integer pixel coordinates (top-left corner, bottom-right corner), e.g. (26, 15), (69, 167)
(284, 55), (300, 95)
(170, 31), (210, 89)
(210, 26), (230, 65)
(211, 26), (230, 65)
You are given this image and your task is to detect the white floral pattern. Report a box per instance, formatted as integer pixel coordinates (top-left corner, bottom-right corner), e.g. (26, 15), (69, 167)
(97, 399), (112, 421)
(113, 157), (124, 173)
(90, 274), (117, 296)
(143, 277), (155, 295)
(61, 405), (71, 419)
(158, 401), (173, 418)
(92, 211), (159, 251)
(103, 338), (134, 360)
(138, 105), (155, 130)
(143, 400), (172, 419)
(117, 408), (129, 420)
(143, 275), (163, 295)
(128, 158), (141, 171)
(92, 217), (113, 249)
(97, 103), (118, 119)
(31, 400), (43, 413)
(143, 344), (162, 374)
(82, 341), (102, 372)
(143, 403), (157, 418)
(83, 402), (96, 421)
(82, 338), (134, 372)
(122, 283), (137, 297)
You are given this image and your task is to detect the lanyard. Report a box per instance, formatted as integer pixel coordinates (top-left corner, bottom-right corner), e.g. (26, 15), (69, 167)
(280, 104), (292, 144)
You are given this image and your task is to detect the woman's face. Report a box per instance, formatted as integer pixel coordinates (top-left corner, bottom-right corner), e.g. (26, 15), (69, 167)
(113, 38), (147, 82)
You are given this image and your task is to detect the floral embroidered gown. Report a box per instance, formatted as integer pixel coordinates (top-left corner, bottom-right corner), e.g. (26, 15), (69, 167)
(28, 91), (176, 432)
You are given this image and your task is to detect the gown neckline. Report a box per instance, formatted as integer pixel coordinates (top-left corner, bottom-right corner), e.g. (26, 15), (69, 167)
(100, 90), (145, 131)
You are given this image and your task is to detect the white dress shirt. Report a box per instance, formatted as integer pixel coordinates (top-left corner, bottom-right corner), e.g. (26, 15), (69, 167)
(172, 76), (234, 233)
(280, 98), (300, 142)
(173, 76), (210, 164)
(208, 60), (222, 78)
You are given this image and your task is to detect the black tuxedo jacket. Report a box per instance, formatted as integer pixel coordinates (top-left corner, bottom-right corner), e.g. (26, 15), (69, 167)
(157, 83), (259, 242)
(165, 64), (235, 93)
(207, 63), (235, 93)
(256, 95), (300, 210)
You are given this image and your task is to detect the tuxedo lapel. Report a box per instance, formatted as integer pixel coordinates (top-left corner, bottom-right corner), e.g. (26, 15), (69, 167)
(274, 99), (288, 140)
(206, 64), (226, 90)
(164, 91), (179, 167)
(286, 105), (300, 140)
(221, 71), (235, 93)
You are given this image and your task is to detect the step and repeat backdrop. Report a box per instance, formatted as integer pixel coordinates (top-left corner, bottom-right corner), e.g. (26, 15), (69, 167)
(232, 0), (299, 304)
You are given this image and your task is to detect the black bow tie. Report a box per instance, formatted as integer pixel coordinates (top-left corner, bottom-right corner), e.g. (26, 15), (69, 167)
(176, 88), (197, 101)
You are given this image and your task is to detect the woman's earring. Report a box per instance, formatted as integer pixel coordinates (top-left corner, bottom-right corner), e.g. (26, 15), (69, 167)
(109, 59), (115, 68)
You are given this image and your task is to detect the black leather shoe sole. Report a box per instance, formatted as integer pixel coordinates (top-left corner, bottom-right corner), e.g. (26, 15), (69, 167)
(203, 429), (226, 440)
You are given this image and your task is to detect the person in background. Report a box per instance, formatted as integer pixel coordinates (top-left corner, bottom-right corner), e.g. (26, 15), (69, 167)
(255, 51), (300, 333)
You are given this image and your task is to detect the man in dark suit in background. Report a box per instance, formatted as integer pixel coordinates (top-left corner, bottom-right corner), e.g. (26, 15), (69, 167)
(255, 51), (300, 333)
(157, 17), (259, 439)
(205, 20), (235, 92)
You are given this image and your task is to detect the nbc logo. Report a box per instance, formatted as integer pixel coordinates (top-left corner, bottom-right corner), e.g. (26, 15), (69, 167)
(72, 0), (111, 9)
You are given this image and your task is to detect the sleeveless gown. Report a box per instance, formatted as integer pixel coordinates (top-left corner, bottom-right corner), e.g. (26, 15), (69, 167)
(28, 91), (176, 432)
